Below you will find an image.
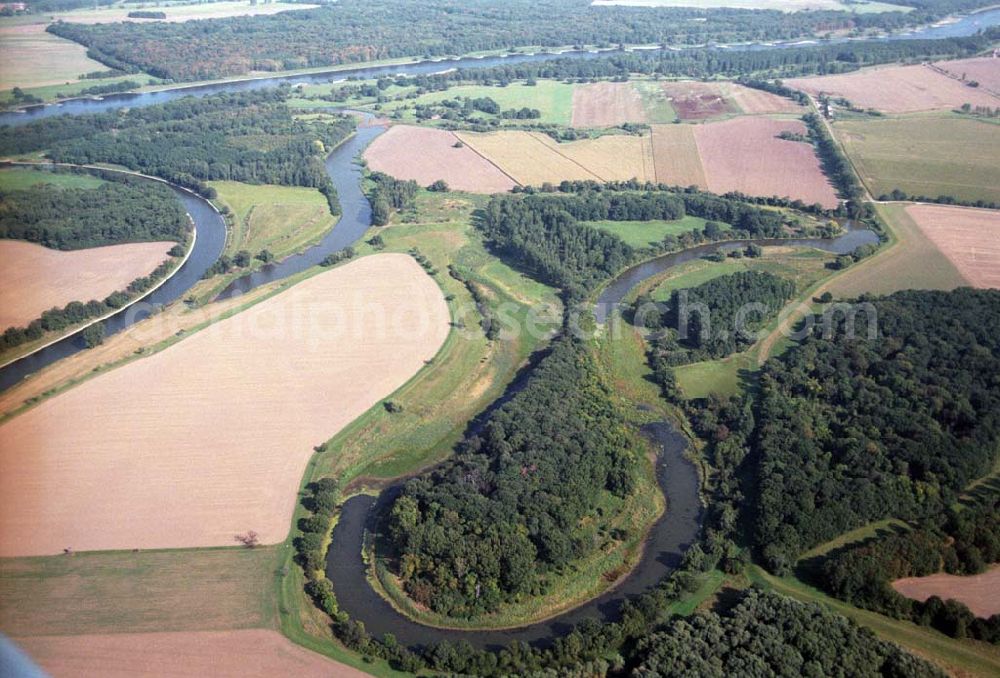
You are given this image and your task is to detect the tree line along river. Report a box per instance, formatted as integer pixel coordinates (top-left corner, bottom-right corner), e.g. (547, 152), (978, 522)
(0, 9), (994, 647)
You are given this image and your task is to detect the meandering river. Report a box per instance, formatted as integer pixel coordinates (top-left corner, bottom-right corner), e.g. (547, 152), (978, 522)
(0, 9), (992, 646)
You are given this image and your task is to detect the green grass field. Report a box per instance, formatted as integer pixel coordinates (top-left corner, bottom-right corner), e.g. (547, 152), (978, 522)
(0, 167), (106, 190)
(837, 115), (1000, 205)
(584, 216), (719, 248)
(209, 181), (337, 262)
(633, 79), (678, 123)
(385, 81), (576, 126)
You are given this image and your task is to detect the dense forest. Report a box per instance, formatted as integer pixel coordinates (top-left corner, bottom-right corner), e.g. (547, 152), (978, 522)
(0, 174), (188, 249)
(636, 271), (796, 363)
(386, 337), (638, 616)
(0, 89), (354, 204)
(814, 492), (1000, 642)
(754, 289), (1000, 572)
(633, 588), (945, 677)
(417, 32), (994, 87)
(45, 0), (997, 82)
(477, 194), (635, 302)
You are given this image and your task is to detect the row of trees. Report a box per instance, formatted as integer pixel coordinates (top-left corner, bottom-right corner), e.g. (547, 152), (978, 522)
(0, 252), (182, 352)
(0, 175), (188, 250)
(426, 33), (995, 87)
(753, 288), (1000, 572)
(0, 89), (354, 205)
(45, 0), (994, 82)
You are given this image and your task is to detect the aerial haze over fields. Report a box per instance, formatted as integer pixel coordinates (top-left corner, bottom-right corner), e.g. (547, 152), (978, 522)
(0, 1), (998, 676)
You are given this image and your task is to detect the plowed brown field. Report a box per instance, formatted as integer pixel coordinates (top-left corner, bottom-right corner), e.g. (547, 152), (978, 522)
(661, 81), (737, 120)
(694, 117), (839, 208)
(906, 204), (1000, 289)
(0, 254), (449, 556)
(0, 239), (174, 330)
(932, 56), (1000, 96)
(786, 64), (998, 113)
(363, 125), (516, 192)
(892, 566), (1000, 619)
(571, 81), (648, 127)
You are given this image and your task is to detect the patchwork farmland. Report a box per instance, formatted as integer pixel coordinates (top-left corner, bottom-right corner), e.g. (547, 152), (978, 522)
(0, 254), (449, 556)
(372, 116), (836, 207)
(364, 125), (517, 192)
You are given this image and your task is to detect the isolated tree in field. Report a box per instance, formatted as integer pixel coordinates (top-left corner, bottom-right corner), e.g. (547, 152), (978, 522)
(428, 179), (450, 192)
(235, 530), (259, 548)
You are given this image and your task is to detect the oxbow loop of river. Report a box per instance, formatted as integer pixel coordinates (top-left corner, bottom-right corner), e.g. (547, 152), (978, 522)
(325, 422), (702, 651)
(0, 6), (987, 643)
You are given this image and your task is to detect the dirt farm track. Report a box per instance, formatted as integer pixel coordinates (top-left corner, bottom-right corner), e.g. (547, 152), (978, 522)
(0, 254), (450, 557)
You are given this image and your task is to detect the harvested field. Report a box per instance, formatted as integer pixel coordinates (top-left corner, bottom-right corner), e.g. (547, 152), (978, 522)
(457, 130), (655, 185)
(0, 239), (174, 331)
(650, 124), (708, 188)
(786, 64), (998, 113)
(694, 117), (839, 208)
(661, 81), (737, 120)
(0, 22), (105, 90)
(572, 81), (647, 127)
(836, 116), (1000, 205)
(892, 566), (1000, 619)
(726, 82), (804, 114)
(14, 629), (366, 678)
(364, 125), (516, 193)
(932, 56), (1000, 96)
(456, 130), (598, 185)
(905, 204), (1000, 289)
(535, 133), (655, 182)
(0, 254), (450, 556)
(824, 203), (967, 298)
(50, 1), (317, 23)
